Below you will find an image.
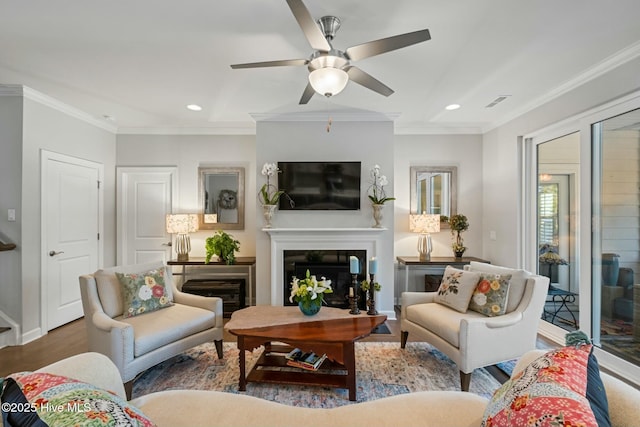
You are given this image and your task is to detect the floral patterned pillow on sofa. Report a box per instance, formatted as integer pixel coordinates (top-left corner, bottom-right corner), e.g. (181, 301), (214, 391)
(434, 266), (481, 313)
(468, 273), (511, 317)
(482, 345), (600, 427)
(116, 267), (173, 318)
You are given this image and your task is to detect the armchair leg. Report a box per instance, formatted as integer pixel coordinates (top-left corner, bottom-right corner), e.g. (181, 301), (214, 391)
(124, 380), (133, 400)
(460, 371), (472, 392)
(400, 331), (408, 348)
(214, 339), (224, 359)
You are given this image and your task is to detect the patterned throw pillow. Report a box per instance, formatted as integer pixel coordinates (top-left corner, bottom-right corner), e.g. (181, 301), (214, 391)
(433, 266), (481, 313)
(116, 267), (173, 318)
(1, 372), (155, 426)
(481, 345), (599, 427)
(468, 273), (511, 317)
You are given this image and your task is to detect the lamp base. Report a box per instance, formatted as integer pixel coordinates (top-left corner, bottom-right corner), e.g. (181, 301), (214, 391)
(417, 233), (433, 262)
(175, 234), (191, 262)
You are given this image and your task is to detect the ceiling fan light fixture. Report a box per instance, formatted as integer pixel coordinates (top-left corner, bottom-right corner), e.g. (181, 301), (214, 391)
(308, 67), (349, 97)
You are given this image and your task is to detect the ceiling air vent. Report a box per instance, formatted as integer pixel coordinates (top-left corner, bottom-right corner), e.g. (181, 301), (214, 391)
(485, 95), (510, 108)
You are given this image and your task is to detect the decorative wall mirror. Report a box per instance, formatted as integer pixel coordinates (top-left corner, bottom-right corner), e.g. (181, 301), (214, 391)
(410, 166), (457, 226)
(198, 166), (245, 230)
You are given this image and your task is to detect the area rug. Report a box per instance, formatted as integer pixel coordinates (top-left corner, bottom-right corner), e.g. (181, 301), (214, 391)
(132, 342), (501, 407)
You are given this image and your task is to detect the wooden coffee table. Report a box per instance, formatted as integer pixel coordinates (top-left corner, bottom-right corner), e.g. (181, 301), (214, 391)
(225, 306), (386, 401)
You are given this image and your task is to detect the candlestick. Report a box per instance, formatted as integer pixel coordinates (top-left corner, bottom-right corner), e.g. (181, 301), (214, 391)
(349, 256), (359, 274)
(369, 257), (378, 275)
(367, 273), (378, 315)
(349, 287), (354, 297)
(349, 273), (360, 314)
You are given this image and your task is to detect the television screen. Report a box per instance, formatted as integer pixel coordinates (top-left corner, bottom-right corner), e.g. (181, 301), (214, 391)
(277, 161), (361, 210)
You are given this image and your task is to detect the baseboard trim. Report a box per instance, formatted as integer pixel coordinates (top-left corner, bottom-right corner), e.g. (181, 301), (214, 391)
(21, 327), (44, 345)
(0, 310), (20, 347)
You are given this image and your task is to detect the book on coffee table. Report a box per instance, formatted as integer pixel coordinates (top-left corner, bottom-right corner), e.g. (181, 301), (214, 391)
(285, 348), (327, 371)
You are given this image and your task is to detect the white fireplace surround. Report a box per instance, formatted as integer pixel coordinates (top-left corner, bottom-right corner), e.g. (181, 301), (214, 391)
(264, 228), (386, 306)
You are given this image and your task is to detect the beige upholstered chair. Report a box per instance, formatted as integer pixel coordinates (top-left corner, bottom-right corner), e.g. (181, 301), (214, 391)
(79, 261), (224, 398)
(401, 261), (549, 391)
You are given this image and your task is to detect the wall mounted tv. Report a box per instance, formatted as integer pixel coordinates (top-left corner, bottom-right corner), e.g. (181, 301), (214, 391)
(277, 161), (361, 210)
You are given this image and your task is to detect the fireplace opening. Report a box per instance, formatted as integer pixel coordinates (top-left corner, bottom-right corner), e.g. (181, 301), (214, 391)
(283, 250), (367, 308)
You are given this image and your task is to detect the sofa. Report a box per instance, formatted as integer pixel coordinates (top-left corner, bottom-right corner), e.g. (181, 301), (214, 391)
(401, 262), (549, 391)
(2, 349), (639, 427)
(79, 261), (224, 398)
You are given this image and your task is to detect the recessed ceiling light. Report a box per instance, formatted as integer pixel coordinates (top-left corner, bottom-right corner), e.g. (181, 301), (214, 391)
(186, 104), (202, 111)
(445, 104), (461, 111)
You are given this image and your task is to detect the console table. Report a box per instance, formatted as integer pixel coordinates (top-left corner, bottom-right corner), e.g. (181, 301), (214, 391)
(396, 256), (490, 293)
(168, 257), (256, 306)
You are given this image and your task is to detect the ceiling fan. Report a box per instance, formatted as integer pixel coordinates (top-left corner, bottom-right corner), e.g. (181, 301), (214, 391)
(230, 0), (431, 104)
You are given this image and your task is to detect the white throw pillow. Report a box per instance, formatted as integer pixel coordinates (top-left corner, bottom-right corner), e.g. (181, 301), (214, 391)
(434, 266), (481, 313)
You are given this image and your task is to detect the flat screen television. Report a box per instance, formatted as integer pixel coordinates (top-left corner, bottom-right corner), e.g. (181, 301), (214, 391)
(277, 161), (361, 210)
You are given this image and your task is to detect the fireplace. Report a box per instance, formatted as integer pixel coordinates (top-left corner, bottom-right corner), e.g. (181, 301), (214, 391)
(283, 250), (366, 308)
(264, 227), (385, 308)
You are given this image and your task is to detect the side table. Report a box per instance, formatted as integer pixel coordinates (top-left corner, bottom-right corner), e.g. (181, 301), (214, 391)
(396, 256), (490, 293)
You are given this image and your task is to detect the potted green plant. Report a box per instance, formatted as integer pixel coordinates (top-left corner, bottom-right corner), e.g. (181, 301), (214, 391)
(448, 214), (469, 258)
(205, 230), (240, 265)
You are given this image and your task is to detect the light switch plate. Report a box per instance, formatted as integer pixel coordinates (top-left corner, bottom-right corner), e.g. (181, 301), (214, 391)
(8, 209), (15, 222)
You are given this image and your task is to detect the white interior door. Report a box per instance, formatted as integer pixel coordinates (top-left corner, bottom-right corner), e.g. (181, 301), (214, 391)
(42, 151), (102, 331)
(117, 167), (177, 265)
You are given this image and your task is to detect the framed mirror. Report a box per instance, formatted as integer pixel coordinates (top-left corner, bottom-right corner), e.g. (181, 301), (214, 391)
(198, 166), (245, 230)
(410, 166), (457, 226)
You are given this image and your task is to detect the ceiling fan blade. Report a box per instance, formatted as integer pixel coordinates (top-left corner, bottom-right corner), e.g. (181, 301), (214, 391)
(285, 0), (332, 52)
(345, 29), (431, 61)
(345, 66), (394, 97)
(299, 83), (315, 104)
(231, 59), (308, 69)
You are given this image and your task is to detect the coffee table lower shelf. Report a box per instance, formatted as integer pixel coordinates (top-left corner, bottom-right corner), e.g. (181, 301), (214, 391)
(243, 343), (354, 400)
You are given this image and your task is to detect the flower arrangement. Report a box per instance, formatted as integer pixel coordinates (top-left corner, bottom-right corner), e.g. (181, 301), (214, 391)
(259, 162), (284, 206)
(289, 270), (333, 311)
(368, 164), (396, 205)
(448, 213), (469, 256)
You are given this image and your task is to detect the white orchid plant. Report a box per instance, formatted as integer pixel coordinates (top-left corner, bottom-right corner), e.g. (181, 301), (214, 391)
(259, 162), (284, 205)
(289, 269), (333, 310)
(368, 164), (396, 205)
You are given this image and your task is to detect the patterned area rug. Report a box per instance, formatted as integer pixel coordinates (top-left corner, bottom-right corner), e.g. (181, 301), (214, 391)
(132, 342), (501, 407)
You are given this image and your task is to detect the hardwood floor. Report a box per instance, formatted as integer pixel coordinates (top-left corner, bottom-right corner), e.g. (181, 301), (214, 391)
(0, 315), (403, 377)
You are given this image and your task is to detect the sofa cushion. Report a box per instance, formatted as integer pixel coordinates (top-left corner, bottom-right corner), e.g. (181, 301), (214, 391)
(95, 261), (174, 318)
(466, 261), (527, 313)
(468, 273), (511, 317)
(405, 302), (486, 348)
(117, 267), (174, 318)
(434, 266), (481, 313)
(120, 304), (217, 357)
(482, 344), (601, 427)
(1, 372), (154, 426)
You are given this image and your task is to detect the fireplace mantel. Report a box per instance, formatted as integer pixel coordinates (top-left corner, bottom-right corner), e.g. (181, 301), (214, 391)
(264, 227), (386, 306)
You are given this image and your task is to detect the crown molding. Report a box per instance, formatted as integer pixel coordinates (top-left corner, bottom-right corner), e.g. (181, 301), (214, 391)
(117, 124), (257, 135)
(394, 123), (483, 135)
(483, 40), (640, 133)
(0, 85), (117, 133)
(251, 111), (400, 122)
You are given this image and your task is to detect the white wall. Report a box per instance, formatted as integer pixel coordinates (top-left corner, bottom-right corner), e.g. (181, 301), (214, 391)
(116, 134), (257, 258)
(255, 118), (395, 313)
(0, 95), (23, 323)
(483, 56), (640, 269)
(18, 92), (116, 339)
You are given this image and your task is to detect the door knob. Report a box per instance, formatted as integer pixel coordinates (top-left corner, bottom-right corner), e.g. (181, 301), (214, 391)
(49, 250), (64, 257)
(162, 242), (172, 247)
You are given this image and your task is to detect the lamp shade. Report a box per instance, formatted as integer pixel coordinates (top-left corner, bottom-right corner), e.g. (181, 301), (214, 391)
(409, 214), (440, 234)
(308, 67), (349, 97)
(166, 214), (199, 234)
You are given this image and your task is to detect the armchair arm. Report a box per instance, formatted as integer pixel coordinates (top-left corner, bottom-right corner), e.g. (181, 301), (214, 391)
(172, 286), (224, 329)
(401, 292), (437, 319)
(87, 312), (135, 380)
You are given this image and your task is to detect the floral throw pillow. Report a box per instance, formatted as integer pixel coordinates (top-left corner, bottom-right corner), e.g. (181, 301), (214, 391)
(1, 371), (155, 426)
(433, 266), (481, 313)
(468, 273), (511, 317)
(481, 345), (599, 427)
(116, 267), (173, 318)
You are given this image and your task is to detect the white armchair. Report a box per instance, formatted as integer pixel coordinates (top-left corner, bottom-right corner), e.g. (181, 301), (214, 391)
(400, 262), (549, 391)
(79, 261), (224, 398)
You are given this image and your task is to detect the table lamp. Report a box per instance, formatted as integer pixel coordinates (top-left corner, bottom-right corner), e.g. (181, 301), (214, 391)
(409, 214), (440, 261)
(165, 214), (199, 261)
